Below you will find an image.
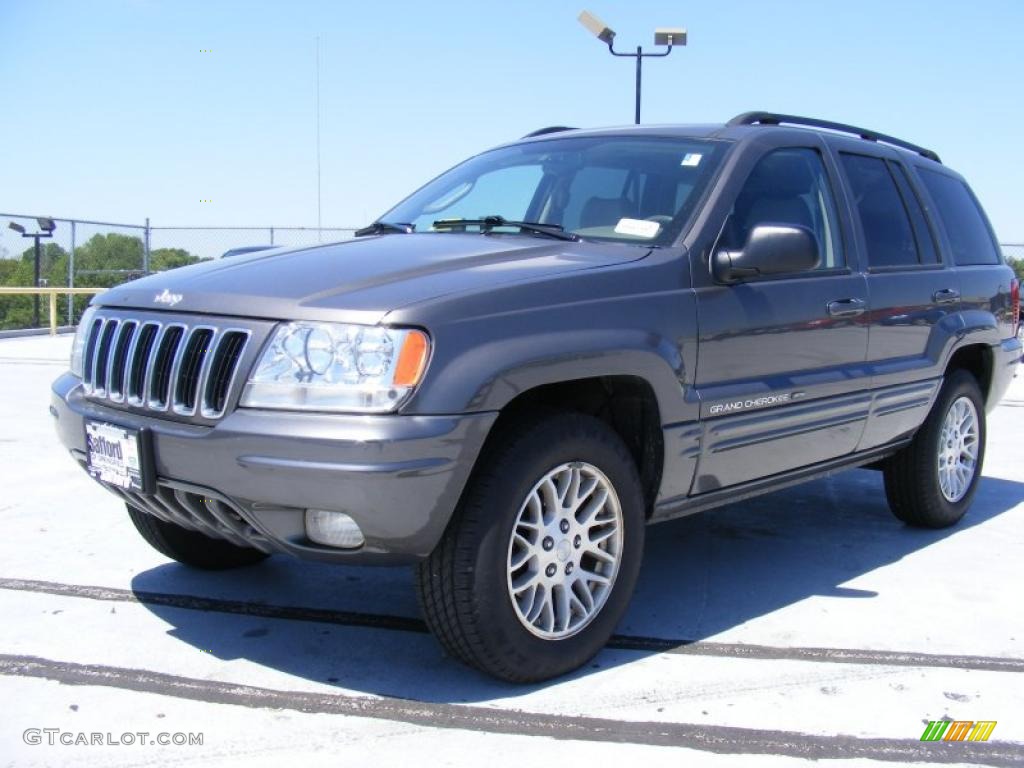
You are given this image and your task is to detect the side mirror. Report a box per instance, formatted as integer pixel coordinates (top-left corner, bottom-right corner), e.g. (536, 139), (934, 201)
(713, 224), (820, 283)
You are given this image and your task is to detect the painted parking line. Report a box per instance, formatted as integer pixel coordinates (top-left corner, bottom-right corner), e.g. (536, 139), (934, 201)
(2, 654), (1021, 765)
(3, 576), (1023, 674)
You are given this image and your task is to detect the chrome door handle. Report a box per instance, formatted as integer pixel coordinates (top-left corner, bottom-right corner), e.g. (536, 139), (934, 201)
(933, 288), (960, 304)
(827, 298), (866, 318)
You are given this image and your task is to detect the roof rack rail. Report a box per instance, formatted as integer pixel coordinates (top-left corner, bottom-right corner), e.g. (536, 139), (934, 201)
(728, 112), (941, 164)
(521, 126), (576, 139)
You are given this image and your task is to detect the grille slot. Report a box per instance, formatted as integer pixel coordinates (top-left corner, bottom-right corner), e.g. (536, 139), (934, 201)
(127, 323), (159, 404)
(82, 318), (103, 386)
(81, 312), (251, 422)
(203, 331), (248, 418)
(107, 321), (137, 401)
(173, 328), (215, 414)
(148, 326), (185, 409)
(92, 320), (120, 395)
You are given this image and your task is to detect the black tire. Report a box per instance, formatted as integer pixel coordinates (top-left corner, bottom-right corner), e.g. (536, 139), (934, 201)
(126, 504), (269, 569)
(883, 369), (986, 528)
(416, 412), (645, 683)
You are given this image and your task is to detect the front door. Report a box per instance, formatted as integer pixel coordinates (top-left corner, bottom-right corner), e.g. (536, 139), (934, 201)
(691, 144), (869, 493)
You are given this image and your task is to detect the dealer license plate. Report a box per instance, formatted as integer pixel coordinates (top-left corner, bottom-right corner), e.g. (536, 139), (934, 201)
(85, 421), (145, 492)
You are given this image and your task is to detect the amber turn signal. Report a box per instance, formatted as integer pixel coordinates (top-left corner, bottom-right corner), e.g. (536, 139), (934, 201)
(394, 330), (430, 388)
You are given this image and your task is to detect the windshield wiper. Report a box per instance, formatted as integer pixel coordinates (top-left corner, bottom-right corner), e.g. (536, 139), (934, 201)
(354, 221), (414, 237)
(432, 216), (579, 242)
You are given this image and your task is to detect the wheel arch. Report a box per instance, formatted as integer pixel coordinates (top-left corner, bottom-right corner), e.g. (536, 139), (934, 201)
(471, 375), (665, 517)
(944, 342), (994, 406)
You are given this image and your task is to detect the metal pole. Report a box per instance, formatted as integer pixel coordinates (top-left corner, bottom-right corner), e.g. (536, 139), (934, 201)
(68, 220), (75, 325)
(33, 236), (41, 328)
(315, 36), (322, 242)
(635, 46), (642, 124)
(143, 217), (151, 274)
(604, 40), (674, 125)
(270, 226), (275, 245)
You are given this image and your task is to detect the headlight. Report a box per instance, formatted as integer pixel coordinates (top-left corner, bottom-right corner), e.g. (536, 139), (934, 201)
(240, 322), (431, 413)
(70, 306), (99, 378)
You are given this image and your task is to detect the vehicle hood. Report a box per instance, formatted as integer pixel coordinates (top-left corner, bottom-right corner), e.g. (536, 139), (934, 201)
(95, 234), (650, 324)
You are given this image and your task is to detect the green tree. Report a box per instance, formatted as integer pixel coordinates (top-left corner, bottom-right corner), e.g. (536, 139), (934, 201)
(1009, 258), (1024, 282)
(73, 233), (145, 285)
(0, 242), (69, 330)
(150, 247), (203, 272)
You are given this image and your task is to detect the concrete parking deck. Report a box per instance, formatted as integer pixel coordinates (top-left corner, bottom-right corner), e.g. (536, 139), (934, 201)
(1, 334), (1022, 767)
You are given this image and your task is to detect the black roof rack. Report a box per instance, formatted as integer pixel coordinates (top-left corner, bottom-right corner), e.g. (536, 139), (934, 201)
(728, 112), (941, 164)
(521, 126), (576, 139)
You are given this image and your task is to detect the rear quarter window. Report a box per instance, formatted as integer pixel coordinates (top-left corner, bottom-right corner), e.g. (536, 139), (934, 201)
(917, 169), (1001, 266)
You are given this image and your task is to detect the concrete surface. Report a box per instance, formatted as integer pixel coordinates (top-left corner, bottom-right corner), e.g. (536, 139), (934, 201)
(1, 334), (1022, 767)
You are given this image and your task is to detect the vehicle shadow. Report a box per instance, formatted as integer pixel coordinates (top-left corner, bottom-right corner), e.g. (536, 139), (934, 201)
(130, 468), (1024, 702)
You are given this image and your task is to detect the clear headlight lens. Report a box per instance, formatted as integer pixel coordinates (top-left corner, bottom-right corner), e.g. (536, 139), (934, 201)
(240, 322), (430, 413)
(70, 306), (99, 378)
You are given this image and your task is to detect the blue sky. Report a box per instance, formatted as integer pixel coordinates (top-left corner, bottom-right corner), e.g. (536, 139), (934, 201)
(1, 0), (1022, 241)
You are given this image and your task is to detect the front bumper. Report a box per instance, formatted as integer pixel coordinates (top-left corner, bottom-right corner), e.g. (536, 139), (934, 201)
(51, 372), (497, 564)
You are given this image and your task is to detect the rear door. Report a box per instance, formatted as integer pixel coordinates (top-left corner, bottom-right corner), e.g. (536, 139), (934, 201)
(691, 139), (870, 493)
(834, 149), (961, 451)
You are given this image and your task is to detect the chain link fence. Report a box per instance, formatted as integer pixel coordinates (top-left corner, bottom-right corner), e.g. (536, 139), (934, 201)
(1003, 243), (1024, 262)
(0, 214), (356, 331)
(1, 211), (1021, 332)
(147, 226), (356, 261)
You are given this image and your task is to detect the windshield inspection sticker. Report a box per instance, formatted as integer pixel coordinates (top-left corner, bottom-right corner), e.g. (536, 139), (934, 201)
(681, 153), (703, 167)
(614, 218), (661, 238)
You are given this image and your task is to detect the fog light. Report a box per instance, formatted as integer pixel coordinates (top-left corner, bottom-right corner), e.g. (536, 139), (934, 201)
(304, 509), (365, 549)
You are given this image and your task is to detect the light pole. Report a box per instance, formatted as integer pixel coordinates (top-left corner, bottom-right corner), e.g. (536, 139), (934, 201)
(578, 11), (686, 125)
(8, 217), (56, 328)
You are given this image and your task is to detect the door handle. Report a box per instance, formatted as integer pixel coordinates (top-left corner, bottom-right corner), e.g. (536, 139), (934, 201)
(933, 288), (960, 304)
(827, 298), (866, 318)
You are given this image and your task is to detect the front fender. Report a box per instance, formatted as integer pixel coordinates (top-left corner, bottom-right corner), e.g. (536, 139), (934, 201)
(401, 289), (698, 424)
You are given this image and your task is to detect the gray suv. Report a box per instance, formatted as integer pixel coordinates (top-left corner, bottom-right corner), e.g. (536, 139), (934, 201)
(52, 112), (1021, 682)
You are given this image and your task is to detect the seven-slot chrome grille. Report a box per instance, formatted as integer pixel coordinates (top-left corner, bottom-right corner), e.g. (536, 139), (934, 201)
(81, 313), (252, 420)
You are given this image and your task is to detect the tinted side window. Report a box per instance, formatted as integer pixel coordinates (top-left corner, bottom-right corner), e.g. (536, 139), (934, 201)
(720, 148), (844, 269)
(918, 169), (1001, 265)
(840, 153), (919, 268)
(889, 163), (940, 264)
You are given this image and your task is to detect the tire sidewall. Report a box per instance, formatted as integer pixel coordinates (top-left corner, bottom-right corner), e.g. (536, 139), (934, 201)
(922, 371), (987, 522)
(464, 417), (645, 678)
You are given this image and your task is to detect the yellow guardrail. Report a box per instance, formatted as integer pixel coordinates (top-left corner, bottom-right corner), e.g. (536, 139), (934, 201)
(0, 287), (107, 336)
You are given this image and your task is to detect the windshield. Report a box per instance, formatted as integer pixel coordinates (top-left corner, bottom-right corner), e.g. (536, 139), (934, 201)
(379, 136), (728, 246)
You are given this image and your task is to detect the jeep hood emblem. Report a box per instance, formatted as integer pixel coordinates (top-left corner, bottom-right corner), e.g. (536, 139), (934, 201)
(154, 288), (183, 307)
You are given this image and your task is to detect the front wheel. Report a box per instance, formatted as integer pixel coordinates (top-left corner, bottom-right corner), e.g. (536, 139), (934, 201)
(883, 369), (986, 528)
(416, 413), (645, 682)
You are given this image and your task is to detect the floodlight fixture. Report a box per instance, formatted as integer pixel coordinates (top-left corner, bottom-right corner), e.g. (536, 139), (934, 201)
(577, 11), (686, 124)
(654, 28), (687, 47)
(7, 219), (54, 328)
(578, 10), (616, 44)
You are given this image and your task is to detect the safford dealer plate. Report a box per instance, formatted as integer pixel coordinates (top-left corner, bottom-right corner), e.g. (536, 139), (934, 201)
(85, 421), (145, 492)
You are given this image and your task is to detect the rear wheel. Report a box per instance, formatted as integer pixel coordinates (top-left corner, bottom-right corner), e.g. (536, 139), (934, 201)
(126, 504), (269, 569)
(883, 370), (986, 528)
(416, 412), (645, 682)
